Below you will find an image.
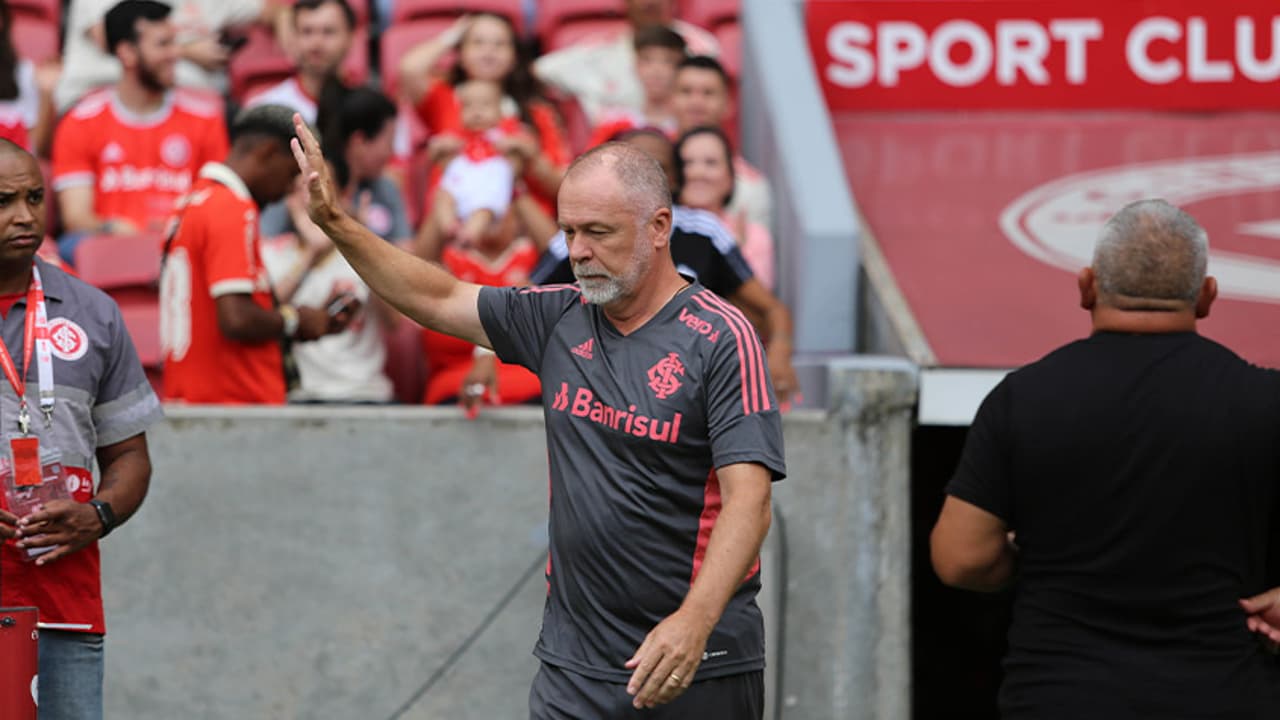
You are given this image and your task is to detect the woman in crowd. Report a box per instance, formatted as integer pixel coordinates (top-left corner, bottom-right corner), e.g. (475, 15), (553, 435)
(397, 12), (569, 257)
(0, 0), (58, 155)
(674, 125), (775, 290)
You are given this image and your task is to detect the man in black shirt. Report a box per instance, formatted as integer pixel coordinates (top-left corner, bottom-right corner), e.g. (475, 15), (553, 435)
(931, 199), (1280, 718)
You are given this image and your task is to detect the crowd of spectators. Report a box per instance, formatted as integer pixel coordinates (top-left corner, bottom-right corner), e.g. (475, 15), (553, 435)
(9, 0), (786, 407)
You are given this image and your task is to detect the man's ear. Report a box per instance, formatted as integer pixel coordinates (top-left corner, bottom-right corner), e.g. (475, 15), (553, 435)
(650, 206), (672, 249)
(1078, 267), (1097, 311)
(1195, 276), (1217, 319)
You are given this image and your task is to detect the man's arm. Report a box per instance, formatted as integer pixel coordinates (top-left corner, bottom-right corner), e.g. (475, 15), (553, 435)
(292, 114), (490, 348)
(215, 294), (346, 343)
(16, 433), (151, 566)
(729, 278), (798, 403)
(930, 495), (1017, 592)
(57, 186), (124, 235)
(625, 462), (772, 709)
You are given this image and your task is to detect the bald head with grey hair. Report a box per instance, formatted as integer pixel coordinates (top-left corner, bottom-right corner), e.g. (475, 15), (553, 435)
(565, 141), (673, 229)
(1092, 199), (1209, 309)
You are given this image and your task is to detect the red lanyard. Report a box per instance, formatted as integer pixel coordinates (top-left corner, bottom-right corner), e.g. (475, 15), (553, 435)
(0, 272), (47, 434)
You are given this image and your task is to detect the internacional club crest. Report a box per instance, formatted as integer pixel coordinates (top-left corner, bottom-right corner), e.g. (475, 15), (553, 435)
(647, 352), (685, 400)
(1000, 151), (1280, 305)
(48, 318), (89, 361)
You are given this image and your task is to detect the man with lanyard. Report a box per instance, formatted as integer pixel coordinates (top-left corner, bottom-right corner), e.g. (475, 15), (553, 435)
(0, 139), (162, 718)
(292, 116), (784, 717)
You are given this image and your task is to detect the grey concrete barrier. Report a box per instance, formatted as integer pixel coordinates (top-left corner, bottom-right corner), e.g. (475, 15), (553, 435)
(99, 360), (917, 719)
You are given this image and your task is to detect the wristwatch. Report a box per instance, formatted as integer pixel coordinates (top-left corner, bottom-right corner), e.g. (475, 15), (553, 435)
(279, 304), (300, 338)
(88, 499), (117, 538)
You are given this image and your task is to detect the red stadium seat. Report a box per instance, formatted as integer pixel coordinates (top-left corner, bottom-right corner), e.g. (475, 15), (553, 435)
(384, 315), (427, 404)
(10, 16), (58, 65)
(379, 18), (455, 99)
(115, 291), (161, 369)
(391, 0), (525, 33)
(536, 0), (625, 51)
(72, 233), (164, 291)
(545, 87), (591, 155)
(7, 0), (59, 25)
(543, 18), (627, 53)
(680, 0), (738, 32)
(715, 21), (741, 80)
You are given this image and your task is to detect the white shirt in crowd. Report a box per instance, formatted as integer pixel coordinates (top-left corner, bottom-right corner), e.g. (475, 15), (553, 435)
(57, 0), (264, 111)
(260, 239), (393, 403)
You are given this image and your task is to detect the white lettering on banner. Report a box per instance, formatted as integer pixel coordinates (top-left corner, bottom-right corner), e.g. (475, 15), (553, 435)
(824, 15), (1279, 89)
(1126, 16), (1280, 84)
(1236, 17), (1280, 81)
(1000, 152), (1280, 304)
(1051, 20), (1103, 84)
(825, 19), (1104, 88)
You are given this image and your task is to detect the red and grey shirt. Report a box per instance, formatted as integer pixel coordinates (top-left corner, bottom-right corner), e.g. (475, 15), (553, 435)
(478, 281), (786, 683)
(0, 259), (164, 634)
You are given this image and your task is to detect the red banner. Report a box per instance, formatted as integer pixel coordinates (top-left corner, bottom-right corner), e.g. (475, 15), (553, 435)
(808, 0), (1280, 110)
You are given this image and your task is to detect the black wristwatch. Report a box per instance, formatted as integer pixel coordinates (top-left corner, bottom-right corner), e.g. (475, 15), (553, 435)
(88, 499), (116, 538)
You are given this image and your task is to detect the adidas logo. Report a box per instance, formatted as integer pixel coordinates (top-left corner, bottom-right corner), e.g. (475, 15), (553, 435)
(571, 338), (594, 360)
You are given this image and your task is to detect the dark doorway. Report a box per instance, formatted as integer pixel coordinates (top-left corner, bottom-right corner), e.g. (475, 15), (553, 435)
(911, 424), (1013, 720)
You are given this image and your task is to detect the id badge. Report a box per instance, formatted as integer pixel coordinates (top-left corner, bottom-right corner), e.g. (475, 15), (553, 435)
(1, 436), (71, 562)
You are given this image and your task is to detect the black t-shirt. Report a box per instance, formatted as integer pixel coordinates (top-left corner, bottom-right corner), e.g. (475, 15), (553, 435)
(530, 206), (753, 298)
(948, 332), (1280, 719)
(478, 282), (786, 683)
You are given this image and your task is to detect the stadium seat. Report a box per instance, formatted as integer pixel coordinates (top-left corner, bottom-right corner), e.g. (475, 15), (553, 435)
(115, 290), (161, 369)
(379, 18), (455, 98)
(72, 233), (164, 291)
(7, 0), (59, 25)
(680, 0), (738, 32)
(536, 0), (626, 51)
(390, 0), (525, 33)
(545, 87), (591, 155)
(714, 21), (741, 80)
(229, 25), (370, 105)
(383, 315), (427, 404)
(10, 15), (58, 65)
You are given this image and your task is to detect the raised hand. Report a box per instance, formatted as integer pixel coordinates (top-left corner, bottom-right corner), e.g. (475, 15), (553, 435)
(290, 114), (343, 227)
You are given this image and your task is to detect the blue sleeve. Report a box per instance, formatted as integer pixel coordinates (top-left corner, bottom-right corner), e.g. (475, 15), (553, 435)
(257, 200), (294, 238)
(477, 285), (580, 373)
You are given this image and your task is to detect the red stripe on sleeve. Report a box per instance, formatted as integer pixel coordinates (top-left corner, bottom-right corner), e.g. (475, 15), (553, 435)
(691, 469), (722, 584)
(697, 290), (770, 412)
(691, 291), (753, 414)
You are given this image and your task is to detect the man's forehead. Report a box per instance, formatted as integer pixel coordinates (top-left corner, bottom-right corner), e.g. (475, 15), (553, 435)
(0, 155), (43, 188)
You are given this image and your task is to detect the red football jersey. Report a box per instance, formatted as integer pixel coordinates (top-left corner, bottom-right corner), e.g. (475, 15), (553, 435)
(422, 238), (540, 405)
(52, 89), (228, 232)
(160, 163), (285, 404)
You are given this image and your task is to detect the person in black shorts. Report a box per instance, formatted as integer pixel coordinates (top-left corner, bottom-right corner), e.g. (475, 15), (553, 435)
(931, 199), (1280, 718)
(289, 116), (785, 718)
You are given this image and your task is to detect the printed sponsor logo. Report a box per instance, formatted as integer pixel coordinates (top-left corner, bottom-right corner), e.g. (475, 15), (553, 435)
(47, 318), (88, 361)
(101, 142), (125, 163)
(647, 352), (686, 400)
(571, 338), (594, 360)
(549, 382), (683, 443)
(99, 165), (192, 194)
(678, 308), (720, 342)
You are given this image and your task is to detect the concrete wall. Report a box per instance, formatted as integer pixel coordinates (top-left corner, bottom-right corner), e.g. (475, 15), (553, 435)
(102, 360), (916, 720)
